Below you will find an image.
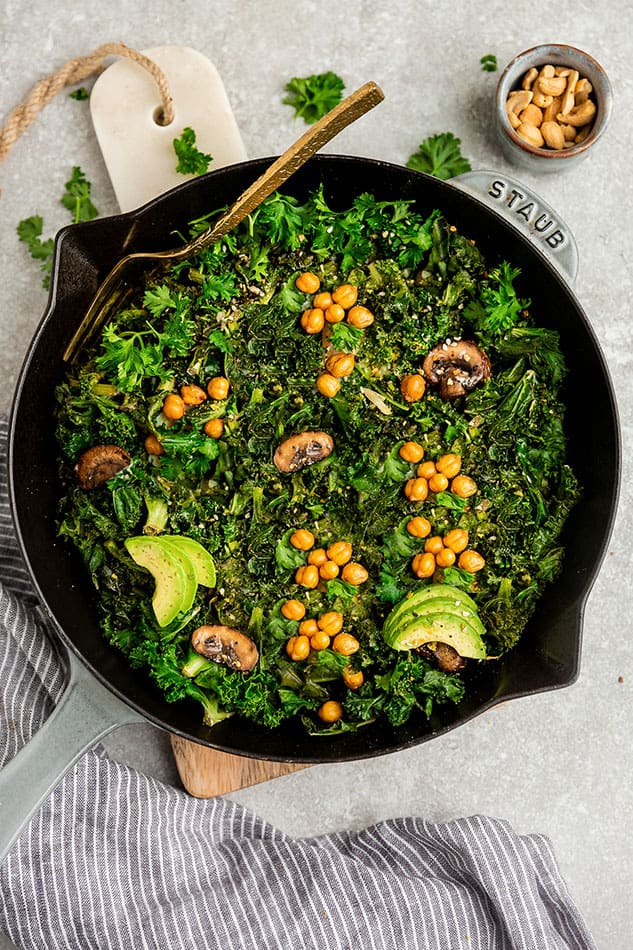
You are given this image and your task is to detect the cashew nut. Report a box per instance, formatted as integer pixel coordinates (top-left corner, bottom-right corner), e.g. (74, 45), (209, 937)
(555, 67), (571, 77)
(557, 99), (596, 127)
(560, 69), (579, 115)
(541, 120), (565, 150)
(532, 89), (553, 109)
(506, 90), (533, 115)
(519, 103), (543, 127)
(543, 95), (563, 123)
(516, 122), (544, 148)
(521, 66), (538, 90)
(507, 110), (521, 129)
(538, 76), (567, 97)
(575, 78), (593, 104)
(561, 123), (577, 141)
(575, 124), (591, 144)
(538, 64), (556, 80)
(506, 62), (597, 151)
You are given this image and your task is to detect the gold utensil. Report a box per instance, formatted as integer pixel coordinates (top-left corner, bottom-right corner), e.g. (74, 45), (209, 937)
(63, 81), (384, 363)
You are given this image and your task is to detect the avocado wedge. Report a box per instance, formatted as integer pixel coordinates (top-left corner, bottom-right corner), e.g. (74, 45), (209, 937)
(383, 583), (487, 659)
(125, 536), (197, 627)
(160, 536), (216, 588)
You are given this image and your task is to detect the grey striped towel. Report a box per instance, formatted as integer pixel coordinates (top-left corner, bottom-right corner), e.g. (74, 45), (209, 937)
(0, 416), (596, 950)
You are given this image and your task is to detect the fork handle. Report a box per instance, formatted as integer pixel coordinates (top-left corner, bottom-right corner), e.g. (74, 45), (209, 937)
(180, 81), (384, 258)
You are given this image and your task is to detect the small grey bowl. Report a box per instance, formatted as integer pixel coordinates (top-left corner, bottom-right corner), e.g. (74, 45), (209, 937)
(495, 44), (613, 173)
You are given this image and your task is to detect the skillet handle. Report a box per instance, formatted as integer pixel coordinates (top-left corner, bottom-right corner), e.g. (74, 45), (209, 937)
(452, 169), (579, 284)
(0, 648), (144, 865)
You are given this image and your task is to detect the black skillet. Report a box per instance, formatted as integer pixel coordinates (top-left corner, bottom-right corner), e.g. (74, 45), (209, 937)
(1, 156), (620, 859)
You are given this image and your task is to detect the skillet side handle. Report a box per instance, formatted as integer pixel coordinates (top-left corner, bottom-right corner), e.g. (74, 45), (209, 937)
(0, 649), (144, 865)
(452, 169), (579, 284)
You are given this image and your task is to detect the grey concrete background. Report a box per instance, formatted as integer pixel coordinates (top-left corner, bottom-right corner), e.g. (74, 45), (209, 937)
(1, 1), (632, 946)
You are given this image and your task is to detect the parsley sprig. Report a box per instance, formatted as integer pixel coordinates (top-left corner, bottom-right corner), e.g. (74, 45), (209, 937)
(406, 132), (472, 180)
(173, 127), (213, 176)
(283, 72), (345, 123)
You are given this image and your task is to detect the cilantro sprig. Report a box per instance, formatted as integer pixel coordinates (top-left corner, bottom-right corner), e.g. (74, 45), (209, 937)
(173, 127), (213, 176)
(283, 72), (345, 124)
(480, 54), (498, 72)
(406, 132), (472, 180)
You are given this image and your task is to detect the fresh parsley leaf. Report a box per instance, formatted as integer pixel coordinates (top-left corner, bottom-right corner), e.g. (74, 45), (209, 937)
(406, 132), (472, 180)
(480, 54), (498, 72)
(283, 72), (345, 124)
(16, 216), (55, 287)
(69, 87), (89, 100)
(143, 285), (178, 317)
(465, 261), (530, 338)
(61, 166), (99, 223)
(173, 127), (213, 176)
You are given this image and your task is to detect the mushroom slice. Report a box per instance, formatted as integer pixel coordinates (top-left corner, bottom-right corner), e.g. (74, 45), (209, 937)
(273, 431), (334, 473)
(191, 624), (259, 672)
(418, 642), (466, 672)
(422, 340), (491, 400)
(74, 444), (132, 490)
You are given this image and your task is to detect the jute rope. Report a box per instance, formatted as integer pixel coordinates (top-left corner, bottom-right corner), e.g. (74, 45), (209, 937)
(0, 42), (174, 165)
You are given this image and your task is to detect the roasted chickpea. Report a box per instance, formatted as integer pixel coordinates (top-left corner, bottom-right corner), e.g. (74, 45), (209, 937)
(325, 352), (355, 378)
(290, 528), (315, 551)
(281, 599), (306, 621)
(347, 305), (374, 329)
(310, 630), (331, 651)
(332, 632), (360, 655)
(324, 303), (346, 324)
(300, 308), (325, 334)
(400, 373), (426, 403)
(319, 560), (340, 580)
(317, 611), (344, 636)
(451, 475), (478, 498)
(295, 565), (320, 588)
(436, 453), (462, 479)
(316, 373), (341, 398)
(458, 550), (486, 572)
(295, 271), (320, 294)
(443, 528), (469, 553)
(342, 667), (364, 690)
(404, 477), (429, 502)
(424, 536), (444, 556)
(435, 547), (456, 568)
(162, 393), (185, 420)
(313, 291), (333, 310)
(144, 433), (164, 456)
(412, 552), (436, 578)
(399, 441), (425, 464)
(406, 516), (432, 539)
(327, 541), (353, 566)
(180, 384), (207, 406)
(207, 376), (230, 400)
(203, 418), (224, 438)
(341, 562), (368, 585)
(286, 635), (311, 661)
(318, 700), (344, 723)
(308, 547), (328, 567)
(428, 472), (449, 494)
(417, 461), (437, 479)
(332, 283), (358, 309)
(299, 618), (319, 637)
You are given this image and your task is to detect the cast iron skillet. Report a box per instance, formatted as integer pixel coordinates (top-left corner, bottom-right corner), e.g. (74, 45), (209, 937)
(2, 156), (620, 856)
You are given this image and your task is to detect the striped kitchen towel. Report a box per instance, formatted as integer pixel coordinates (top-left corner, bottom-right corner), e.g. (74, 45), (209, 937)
(0, 417), (596, 950)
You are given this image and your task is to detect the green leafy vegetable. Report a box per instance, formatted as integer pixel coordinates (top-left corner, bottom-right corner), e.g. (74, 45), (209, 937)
(16, 217), (55, 287)
(480, 54), (497, 72)
(283, 72), (345, 123)
(406, 132), (472, 180)
(173, 127), (213, 176)
(69, 87), (90, 100)
(61, 166), (99, 223)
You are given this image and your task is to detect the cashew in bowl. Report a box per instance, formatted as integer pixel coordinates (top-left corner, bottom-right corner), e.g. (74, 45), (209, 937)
(506, 63), (597, 150)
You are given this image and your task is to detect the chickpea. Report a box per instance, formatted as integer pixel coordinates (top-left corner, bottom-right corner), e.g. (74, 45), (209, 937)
(319, 560), (340, 581)
(417, 461), (437, 479)
(324, 303), (346, 324)
(290, 528), (315, 551)
(207, 376), (230, 400)
(180, 384), (207, 406)
(144, 433), (164, 456)
(162, 393), (185, 420)
(325, 352), (355, 378)
(458, 550), (486, 573)
(295, 565), (320, 588)
(332, 632), (360, 656)
(428, 472), (449, 494)
(435, 547), (456, 568)
(327, 541), (353, 566)
(316, 373), (341, 398)
(281, 599), (306, 621)
(451, 475), (478, 498)
(347, 305), (374, 329)
(406, 516), (432, 539)
(308, 547), (328, 567)
(203, 418), (224, 438)
(399, 441), (424, 464)
(310, 631), (331, 651)
(300, 308), (325, 334)
(412, 552), (436, 578)
(318, 700), (344, 723)
(341, 562), (368, 585)
(443, 528), (469, 553)
(400, 373), (426, 402)
(436, 453), (462, 479)
(424, 536), (444, 556)
(404, 477), (429, 503)
(286, 635), (311, 662)
(317, 611), (344, 636)
(313, 291), (333, 310)
(299, 618), (319, 637)
(342, 667), (364, 690)
(332, 283), (358, 309)
(295, 271), (320, 294)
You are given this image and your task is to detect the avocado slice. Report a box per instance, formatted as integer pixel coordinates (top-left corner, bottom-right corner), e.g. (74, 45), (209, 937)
(160, 536), (216, 588)
(385, 594), (485, 639)
(125, 536), (197, 627)
(387, 610), (487, 659)
(383, 584), (480, 636)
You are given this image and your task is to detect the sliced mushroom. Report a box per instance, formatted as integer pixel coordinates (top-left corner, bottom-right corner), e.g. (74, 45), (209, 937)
(422, 340), (491, 400)
(74, 444), (132, 490)
(273, 431), (334, 473)
(418, 642), (466, 672)
(191, 625), (259, 672)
